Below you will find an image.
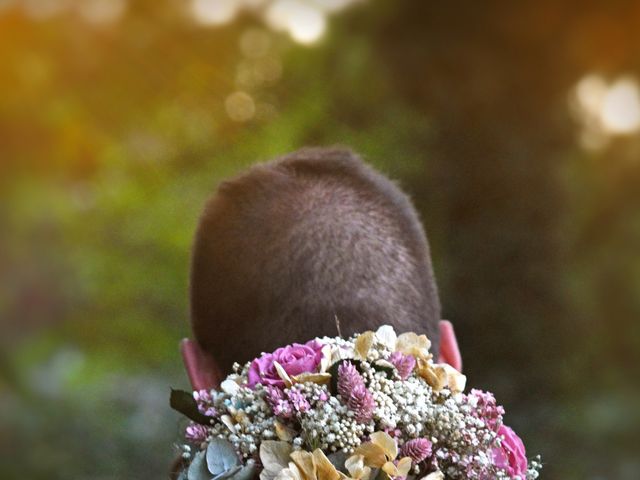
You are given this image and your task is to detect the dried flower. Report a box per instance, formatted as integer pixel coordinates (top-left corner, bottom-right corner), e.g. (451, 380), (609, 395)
(185, 424), (208, 442)
(173, 327), (541, 480)
(348, 384), (376, 422)
(287, 388), (311, 413)
(338, 361), (364, 398)
(266, 385), (293, 418)
(401, 438), (432, 463)
(248, 340), (325, 389)
(389, 352), (416, 380)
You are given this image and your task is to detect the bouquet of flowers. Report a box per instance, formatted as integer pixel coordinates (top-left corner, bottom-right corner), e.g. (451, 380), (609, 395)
(171, 326), (541, 480)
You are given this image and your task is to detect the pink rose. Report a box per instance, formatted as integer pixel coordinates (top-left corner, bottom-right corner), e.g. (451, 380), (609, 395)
(492, 425), (528, 477)
(247, 340), (324, 388)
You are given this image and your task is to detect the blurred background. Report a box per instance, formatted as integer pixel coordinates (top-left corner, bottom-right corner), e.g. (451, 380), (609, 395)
(1, 0), (639, 478)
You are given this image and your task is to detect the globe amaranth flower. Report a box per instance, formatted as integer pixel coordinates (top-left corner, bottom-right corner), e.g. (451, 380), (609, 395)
(389, 352), (416, 380)
(338, 361), (375, 422)
(401, 438), (433, 464)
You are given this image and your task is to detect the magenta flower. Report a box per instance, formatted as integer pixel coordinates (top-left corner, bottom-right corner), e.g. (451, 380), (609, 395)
(265, 385), (293, 418)
(465, 389), (505, 432)
(401, 438), (433, 463)
(338, 361), (364, 398)
(287, 389), (311, 413)
(389, 352), (416, 380)
(337, 362), (375, 422)
(348, 384), (376, 422)
(185, 424), (208, 442)
(492, 425), (528, 477)
(247, 340), (325, 388)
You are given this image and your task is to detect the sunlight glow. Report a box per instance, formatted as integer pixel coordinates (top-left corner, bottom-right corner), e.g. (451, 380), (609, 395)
(191, 0), (238, 26)
(570, 74), (640, 149)
(266, 0), (327, 45)
(601, 79), (640, 134)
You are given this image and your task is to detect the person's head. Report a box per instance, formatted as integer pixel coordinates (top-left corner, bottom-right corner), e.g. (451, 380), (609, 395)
(185, 147), (460, 387)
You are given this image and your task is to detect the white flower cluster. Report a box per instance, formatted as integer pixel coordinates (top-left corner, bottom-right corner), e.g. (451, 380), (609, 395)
(206, 385), (277, 458)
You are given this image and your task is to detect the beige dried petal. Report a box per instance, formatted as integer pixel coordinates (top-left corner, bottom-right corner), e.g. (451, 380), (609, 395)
(330, 344), (354, 364)
(220, 414), (236, 433)
(396, 332), (431, 359)
(370, 431), (398, 460)
(320, 344), (332, 373)
(381, 461), (399, 477)
(312, 449), (341, 480)
(290, 450), (316, 480)
(354, 331), (375, 360)
(233, 409), (250, 425)
(275, 420), (295, 441)
(417, 360), (447, 392)
(344, 454), (371, 480)
(292, 373), (332, 385)
(354, 442), (386, 468)
(395, 457), (412, 477)
(260, 441), (293, 480)
(275, 464), (305, 480)
(373, 360), (395, 370)
(273, 361), (293, 388)
(440, 363), (467, 393)
(220, 378), (240, 395)
(375, 325), (397, 350)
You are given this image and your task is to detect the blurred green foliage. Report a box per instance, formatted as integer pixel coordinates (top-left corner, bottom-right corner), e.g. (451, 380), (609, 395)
(1, 1), (639, 479)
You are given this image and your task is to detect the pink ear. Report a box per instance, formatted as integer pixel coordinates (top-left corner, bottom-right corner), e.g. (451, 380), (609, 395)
(180, 338), (223, 391)
(437, 320), (462, 372)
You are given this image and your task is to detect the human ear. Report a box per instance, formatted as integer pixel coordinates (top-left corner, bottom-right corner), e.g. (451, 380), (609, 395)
(437, 320), (462, 371)
(180, 338), (223, 390)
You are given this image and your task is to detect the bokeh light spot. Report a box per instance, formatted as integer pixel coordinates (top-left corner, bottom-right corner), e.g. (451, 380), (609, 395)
(191, 0), (238, 26)
(601, 78), (640, 134)
(266, 0), (327, 45)
(570, 73), (640, 150)
(77, 0), (127, 25)
(240, 28), (272, 58)
(225, 91), (256, 122)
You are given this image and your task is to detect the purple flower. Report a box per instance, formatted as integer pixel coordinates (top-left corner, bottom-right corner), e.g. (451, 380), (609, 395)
(401, 438), (433, 463)
(492, 425), (528, 477)
(465, 389), (505, 432)
(287, 389), (311, 413)
(247, 340), (325, 388)
(193, 390), (212, 403)
(337, 361), (375, 422)
(347, 384), (375, 422)
(337, 361), (364, 398)
(389, 352), (416, 380)
(185, 424), (208, 442)
(265, 385), (293, 418)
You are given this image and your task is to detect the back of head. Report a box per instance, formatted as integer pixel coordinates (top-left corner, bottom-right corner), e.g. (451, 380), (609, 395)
(190, 147), (441, 372)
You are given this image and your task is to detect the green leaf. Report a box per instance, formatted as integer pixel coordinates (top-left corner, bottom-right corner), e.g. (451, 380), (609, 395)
(371, 363), (394, 379)
(170, 388), (212, 425)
